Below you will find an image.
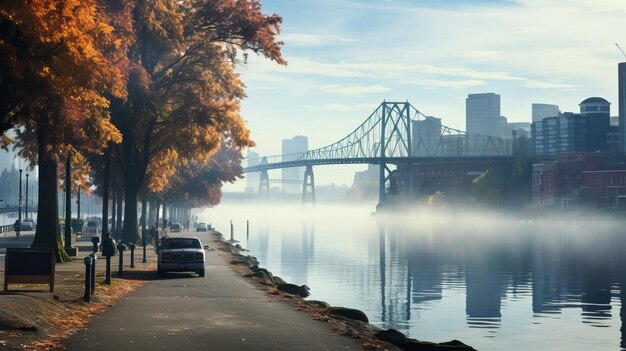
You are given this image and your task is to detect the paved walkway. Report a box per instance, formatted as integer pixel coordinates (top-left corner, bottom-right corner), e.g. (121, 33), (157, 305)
(63, 231), (364, 351)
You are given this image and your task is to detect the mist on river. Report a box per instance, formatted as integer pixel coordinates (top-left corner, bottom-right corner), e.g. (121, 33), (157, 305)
(195, 201), (626, 351)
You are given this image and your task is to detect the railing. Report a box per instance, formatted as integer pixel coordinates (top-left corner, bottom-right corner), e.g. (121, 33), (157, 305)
(0, 224), (14, 234)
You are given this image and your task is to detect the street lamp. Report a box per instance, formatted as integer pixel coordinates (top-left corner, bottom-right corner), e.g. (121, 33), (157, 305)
(18, 169), (22, 222)
(25, 173), (29, 219)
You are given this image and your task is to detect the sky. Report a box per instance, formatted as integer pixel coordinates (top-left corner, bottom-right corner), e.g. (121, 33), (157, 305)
(226, 0), (626, 191)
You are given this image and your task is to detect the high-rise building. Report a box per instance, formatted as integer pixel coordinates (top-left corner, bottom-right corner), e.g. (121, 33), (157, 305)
(412, 116), (441, 156)
(281, 136), (308, 193)
(466, 93), (501, 137)
(580, 97), (610, 152)
(245, 150), (260, 193)
(619, 62), (626, 152)
(532, 113), (586, 156)
(532, 103), (560, 123)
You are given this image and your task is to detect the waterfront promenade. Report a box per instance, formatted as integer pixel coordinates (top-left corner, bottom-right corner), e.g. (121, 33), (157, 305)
(62, 230), (365, 351)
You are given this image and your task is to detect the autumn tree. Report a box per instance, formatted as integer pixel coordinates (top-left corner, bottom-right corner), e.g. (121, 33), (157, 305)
(159, 142), (245, 207)
(111, 0), (285, 243)
(0, 0), (132, 261)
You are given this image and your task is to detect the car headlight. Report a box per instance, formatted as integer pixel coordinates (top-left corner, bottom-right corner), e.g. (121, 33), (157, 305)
(194, 252), (203, 261)
(162, 252), (171, 260)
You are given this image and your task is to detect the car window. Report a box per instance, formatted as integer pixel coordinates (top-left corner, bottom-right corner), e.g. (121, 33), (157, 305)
(163, 239), (201, 249)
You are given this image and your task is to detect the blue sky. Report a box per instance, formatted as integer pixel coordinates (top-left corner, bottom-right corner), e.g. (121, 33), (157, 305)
(228, 0), (626, 190)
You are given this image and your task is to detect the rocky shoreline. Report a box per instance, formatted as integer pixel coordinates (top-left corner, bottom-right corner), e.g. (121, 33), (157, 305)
(214, 231), (477, 351)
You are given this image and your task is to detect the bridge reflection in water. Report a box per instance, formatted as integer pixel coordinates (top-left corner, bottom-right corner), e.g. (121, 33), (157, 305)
(244, 102), (515, 205)
(210, 204), (626, 351)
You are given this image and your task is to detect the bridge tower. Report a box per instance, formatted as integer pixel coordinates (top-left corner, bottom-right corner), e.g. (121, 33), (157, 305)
(378, 102), (412, 206)
(258, 157), (270, 197)
(301, 164), (316, 206)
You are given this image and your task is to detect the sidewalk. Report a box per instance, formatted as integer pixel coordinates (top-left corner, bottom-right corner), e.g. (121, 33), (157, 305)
(62, 231), (368, 351)
(0, 236), (157, 350)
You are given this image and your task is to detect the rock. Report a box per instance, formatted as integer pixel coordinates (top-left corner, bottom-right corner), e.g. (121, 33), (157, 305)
(272, 275), (287, 286)
(277, 283), (311, 298)
(376, 329), (476, 351)
(252, 267), (274, 280)
(328, 307), (369, 323)
(376, 329), (409, 345)
(299, 285), (311, 298)
(304, 300), (330, 309)
(230, 255), (259, 266)
(252, 271), (275, 286)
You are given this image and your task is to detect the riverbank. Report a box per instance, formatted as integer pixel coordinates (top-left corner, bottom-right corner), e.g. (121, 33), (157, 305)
(213, 231), (477, 351)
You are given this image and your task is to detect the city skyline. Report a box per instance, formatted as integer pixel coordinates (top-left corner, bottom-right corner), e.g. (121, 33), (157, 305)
(231, 0), (626, 189)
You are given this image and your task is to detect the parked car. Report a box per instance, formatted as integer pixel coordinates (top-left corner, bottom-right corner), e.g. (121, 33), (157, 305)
(171, 223), (182, 232)
(196, 222), (208, 232)
(20, 218), (36, 230)
(157, 237), (206, 277)
(83, 218), (102, 238)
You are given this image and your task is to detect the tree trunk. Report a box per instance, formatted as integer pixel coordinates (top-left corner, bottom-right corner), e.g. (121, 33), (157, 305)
(111, 187), (116, 234)
(154, 198), (160, 229)
(77, 188), (81, 219)
(101, 147), (110, 235)
(122, 170), (139, 243)
(116, 192), (123, 239)
(141, 188), (147, 245)
(161, 198), (167, 231)
(31, 124), (70, 262)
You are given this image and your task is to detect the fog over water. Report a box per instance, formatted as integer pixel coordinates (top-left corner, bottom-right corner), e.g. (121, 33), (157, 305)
(197, 201), (626, 351)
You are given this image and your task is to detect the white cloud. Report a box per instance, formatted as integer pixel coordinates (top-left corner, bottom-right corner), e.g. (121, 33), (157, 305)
(514, 0), (626, 14)
(399, 79), (486, 89)
(322, 103), (377, 111)
(281, 33), (355, 47)
(319, 84), (392, 95)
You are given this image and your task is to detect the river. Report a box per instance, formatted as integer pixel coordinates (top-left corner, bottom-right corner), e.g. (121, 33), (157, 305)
(196, 201), (626, 351)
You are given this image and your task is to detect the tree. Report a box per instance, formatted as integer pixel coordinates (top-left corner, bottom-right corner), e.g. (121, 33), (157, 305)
(0, 0), (132, 261)
(159, 142), (245, 207)
(112, 0), (285, 243)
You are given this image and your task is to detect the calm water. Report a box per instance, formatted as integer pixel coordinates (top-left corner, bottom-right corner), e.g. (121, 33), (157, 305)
(198, 202), (626, 351)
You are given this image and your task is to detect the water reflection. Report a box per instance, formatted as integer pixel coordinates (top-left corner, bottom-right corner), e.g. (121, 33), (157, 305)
(204, 205), (626, 350)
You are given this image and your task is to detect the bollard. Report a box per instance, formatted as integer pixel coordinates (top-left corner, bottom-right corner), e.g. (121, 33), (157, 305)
(91, 236), (101, 253)
(230, 220), (234, 241)
(117, 243), (127, 276)
(105, 257), (112, 284)
(128, 243), (136, 268)
(102, 233), (117, 285)
(89, 253), (97, 295)
(246, 220), (249, 240)
(83, 256), (93, 302)
(142, 243), (147, 263)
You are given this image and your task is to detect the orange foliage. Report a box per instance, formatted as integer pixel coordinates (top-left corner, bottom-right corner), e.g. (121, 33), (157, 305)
(0, 0), (132, 156)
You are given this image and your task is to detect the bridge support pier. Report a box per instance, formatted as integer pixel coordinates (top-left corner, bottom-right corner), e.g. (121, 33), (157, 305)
(259, 170), (269, 197)
(301, 164), (316, 206)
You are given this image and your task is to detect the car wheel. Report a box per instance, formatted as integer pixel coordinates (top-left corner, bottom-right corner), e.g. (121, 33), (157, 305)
(198, 269), (205, 277)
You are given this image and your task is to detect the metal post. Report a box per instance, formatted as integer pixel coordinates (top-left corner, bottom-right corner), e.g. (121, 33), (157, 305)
(405, 103), (414, 199)
(117, 243), (126, 276)
(25, 173), (28, 219)
(89, 253), (97, 295)
(379, 103), (387, 206)
(246, 220), (249, 240)
(141, 189), (147, 263)
(105, 256), (112, 285)
(83, 256), (93, 302)
(129, 244), (135, 268)
(230, 220), (234, 241)
(18, 169), (22, 221)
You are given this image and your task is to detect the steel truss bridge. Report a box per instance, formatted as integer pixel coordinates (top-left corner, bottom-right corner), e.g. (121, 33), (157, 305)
(244, 101), (513, 205)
